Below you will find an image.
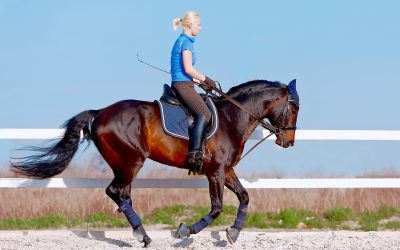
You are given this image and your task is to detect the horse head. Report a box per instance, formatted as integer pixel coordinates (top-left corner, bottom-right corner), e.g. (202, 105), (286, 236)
(267, 79), (300, 148)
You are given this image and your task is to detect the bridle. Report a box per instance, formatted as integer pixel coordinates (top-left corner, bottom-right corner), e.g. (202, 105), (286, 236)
(202, 82), (297, 164)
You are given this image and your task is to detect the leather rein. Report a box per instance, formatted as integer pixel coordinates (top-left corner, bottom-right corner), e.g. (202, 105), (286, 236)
(201, 82), (297, 163)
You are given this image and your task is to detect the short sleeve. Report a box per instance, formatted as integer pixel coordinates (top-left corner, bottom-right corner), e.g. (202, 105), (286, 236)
(179, 39), (193, 53)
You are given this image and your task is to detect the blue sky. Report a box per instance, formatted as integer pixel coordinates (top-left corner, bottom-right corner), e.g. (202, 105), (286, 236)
(1, 1), (399, 176)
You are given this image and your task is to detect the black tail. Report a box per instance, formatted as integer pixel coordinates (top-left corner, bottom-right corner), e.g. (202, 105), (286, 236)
(10, 110), (99, 179)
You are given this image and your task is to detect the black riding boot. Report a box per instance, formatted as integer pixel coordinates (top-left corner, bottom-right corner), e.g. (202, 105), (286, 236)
(187, 114), (208, 175)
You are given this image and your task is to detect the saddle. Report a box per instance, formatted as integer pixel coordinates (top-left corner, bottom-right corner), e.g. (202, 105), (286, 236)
(155, 84), (219, 140)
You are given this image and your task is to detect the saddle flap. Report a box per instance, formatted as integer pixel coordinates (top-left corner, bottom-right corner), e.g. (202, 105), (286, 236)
(156, 95), (219, 141)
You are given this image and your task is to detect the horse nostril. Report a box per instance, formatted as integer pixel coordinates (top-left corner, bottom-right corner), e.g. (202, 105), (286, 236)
(290, 141), (294, 146)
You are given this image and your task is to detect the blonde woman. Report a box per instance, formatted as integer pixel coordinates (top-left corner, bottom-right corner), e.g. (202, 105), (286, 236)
(170, 11), (216, 175)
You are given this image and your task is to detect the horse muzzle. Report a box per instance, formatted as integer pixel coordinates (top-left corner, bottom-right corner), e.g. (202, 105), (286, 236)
(275, 137), (295, 148)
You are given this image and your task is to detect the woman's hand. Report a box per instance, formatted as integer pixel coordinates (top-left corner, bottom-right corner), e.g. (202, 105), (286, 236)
(204, 76), (216, 89)
(193, 78), (201, 84)
(198, 76), (216, 92)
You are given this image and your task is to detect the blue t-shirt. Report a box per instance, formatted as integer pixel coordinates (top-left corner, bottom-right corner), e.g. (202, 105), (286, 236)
(170, 33), (196, 82)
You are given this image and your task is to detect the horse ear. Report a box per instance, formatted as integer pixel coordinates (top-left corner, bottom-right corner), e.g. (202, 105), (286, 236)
(287, 79), (299, 105)
(288, 79), (296, 89)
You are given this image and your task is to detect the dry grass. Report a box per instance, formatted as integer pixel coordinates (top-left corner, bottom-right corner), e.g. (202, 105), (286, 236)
(1, 157), (400, 219)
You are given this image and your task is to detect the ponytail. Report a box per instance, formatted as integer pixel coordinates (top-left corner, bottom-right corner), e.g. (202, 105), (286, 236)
(172, 18), (181, 31)
(172, 11), (200, 31)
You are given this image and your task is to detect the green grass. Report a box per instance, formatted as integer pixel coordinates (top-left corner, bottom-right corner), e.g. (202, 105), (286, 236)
(324, 206), (355, 223)
(359, 205), (398, 231)
(267, 208), (314, 228)
(0, 212), (129, 230)
(86, 212), (129, 228)
(304, 217), (324, 229)
(0, 204), (399, 230)
(384, 220), (400, 229)
(0, 214), (71, 230)
(323, 206), (355, 229)
(245, 212), (268, 228)
(143, 204), (186, 227)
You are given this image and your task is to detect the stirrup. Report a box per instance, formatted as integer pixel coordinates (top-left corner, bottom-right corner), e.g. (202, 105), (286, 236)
(202, 146), (212, 162)
(187, 149), (212, 163)
(202, 152), (212, 162)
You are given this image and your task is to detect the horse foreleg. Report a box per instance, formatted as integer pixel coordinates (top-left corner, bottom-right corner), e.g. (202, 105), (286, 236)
(224, 168), (249, 244)
(106, 176), (151, 247)
(175, 169), (225, 239)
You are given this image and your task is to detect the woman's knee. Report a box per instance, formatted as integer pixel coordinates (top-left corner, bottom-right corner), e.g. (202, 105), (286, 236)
(203, 110), (211, 123)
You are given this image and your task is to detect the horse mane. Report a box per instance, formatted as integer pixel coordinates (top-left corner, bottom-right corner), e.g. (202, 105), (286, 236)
(226, 80), (284, 95)
(213, 80), (286, 103)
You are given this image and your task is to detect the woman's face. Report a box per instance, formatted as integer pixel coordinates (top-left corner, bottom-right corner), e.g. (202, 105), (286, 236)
(190, 18), (201, 36)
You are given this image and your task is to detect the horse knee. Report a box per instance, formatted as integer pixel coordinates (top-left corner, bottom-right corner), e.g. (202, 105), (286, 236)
(105, 185), (114, 197)
(105, 183), (118, 196)
(239, 191), (249, 205)
(106, 185), (122, 204)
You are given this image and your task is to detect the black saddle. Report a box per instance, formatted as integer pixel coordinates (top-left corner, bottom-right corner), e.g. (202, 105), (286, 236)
(155, 84), (219, 140)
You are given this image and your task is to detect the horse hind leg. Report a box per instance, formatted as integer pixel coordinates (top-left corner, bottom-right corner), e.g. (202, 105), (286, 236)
(105, 167), (152, 247)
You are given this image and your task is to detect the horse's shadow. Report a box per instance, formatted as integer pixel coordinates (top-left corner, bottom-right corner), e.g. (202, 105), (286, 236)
(210, 231), (228, 247)
(172, 237), (195, 248)
(71, 230), (132, 248)
(170, 230), (228, 248)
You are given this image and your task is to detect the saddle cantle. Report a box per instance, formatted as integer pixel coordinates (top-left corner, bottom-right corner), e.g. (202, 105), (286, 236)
(155, 84), (219, 140)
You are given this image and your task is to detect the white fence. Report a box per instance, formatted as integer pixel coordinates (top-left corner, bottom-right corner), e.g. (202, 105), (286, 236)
(2, 177), (400, 189)
(2, 128), (400, 140)
(1, 129), (400, 189)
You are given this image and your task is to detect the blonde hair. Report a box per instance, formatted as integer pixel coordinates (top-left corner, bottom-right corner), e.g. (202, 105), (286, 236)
(172, 11), (200, 31)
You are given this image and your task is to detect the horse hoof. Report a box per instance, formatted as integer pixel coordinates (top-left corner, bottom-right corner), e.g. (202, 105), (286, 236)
(133, 224), (152, 247)
(175, 223), (191, 239)
(143, 235), (152, 248)
(226, 226), (240, 244)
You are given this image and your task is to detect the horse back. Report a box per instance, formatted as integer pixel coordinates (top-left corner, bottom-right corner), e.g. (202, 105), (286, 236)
(90, 100), (188, 168)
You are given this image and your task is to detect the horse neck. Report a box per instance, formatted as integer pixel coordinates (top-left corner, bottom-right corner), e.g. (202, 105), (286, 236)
(217, 85), (287, 142)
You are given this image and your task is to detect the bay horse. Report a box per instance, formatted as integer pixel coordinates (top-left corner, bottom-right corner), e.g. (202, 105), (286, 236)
(11, 79), (299, 247)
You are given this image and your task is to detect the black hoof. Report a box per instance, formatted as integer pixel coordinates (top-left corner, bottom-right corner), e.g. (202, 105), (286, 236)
(143, 235), (152, 248)
(175, 223), (191, 239)
(226, 226), (240, 244)
(133, 224), (152, 247)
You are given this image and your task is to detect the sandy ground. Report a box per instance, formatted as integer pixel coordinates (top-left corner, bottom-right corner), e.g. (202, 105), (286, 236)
(1, 229), (400, 249)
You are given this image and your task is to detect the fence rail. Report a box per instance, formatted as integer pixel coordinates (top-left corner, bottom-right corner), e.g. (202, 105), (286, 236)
(1, 178), (400, 189)
(1, 129), (400, 140)
(1, 128), (400, 189)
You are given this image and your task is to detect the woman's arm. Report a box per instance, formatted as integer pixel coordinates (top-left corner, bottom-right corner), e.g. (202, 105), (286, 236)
(182, 50), (206, 82)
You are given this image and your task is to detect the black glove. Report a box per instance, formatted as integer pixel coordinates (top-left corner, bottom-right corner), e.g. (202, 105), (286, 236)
(204, 76), (216, 89)
(199, 76), (216, 92)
